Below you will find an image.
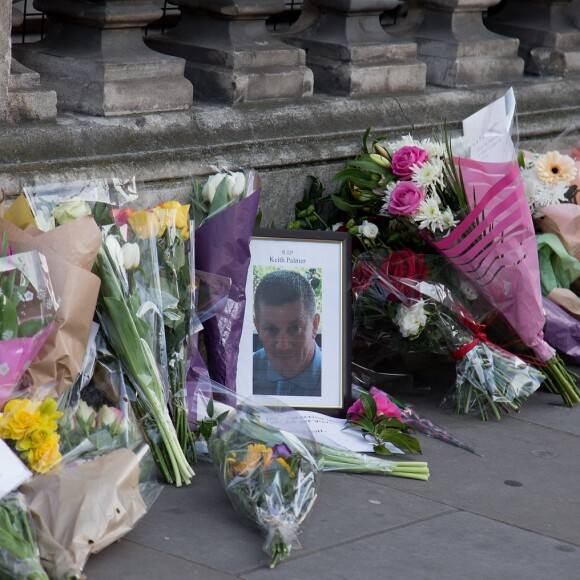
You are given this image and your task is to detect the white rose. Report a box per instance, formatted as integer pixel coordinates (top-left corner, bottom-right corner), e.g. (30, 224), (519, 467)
(76, 400), (96, 433)
(122, 242), (140, 270)
(359, 220), (379, 240)
(394, 301), (427, 338)
(53, 199), (92, 225)
(97, 405), (123, 430)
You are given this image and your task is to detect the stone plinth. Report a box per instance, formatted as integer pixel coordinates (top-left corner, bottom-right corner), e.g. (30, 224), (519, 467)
(485, 0), (580, 76)
(391, 0), (524, 88)
(145, 0), (313, 104)
(283, 0), (426, 96)
(12, 0), (193, 116)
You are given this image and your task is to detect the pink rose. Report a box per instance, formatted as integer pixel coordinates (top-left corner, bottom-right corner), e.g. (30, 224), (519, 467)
(347, 389), (402, 422)
(391, 146), (428, 179)
(387, 182), (424, 215)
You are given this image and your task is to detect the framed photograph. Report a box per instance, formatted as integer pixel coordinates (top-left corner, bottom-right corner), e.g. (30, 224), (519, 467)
(236, 228), (351, 415)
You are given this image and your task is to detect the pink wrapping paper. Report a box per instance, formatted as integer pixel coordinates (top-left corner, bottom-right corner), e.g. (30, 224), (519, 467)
(430, 158), (554, 361)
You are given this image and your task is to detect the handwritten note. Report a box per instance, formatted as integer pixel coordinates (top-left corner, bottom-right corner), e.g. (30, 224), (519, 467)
(462, 88), (516, 163)
(0, 440), (32, 499)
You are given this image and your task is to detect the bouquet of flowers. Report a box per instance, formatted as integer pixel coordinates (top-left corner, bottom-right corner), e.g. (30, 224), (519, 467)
(205, 398), (320, 568)
(93, 212), (195, 486)
(0, 245), (57, 407)
(187, 170), (262, 392)
(353, 250), (544, 420)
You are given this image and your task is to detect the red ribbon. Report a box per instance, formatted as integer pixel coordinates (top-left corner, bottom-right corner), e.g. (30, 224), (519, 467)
(451, 317), (489, 361)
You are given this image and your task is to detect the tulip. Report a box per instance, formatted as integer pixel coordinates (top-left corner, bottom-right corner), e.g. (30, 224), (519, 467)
(128, 209), (161, 239)
(122, 242), (140, 270)
(155, 201), (191, 240)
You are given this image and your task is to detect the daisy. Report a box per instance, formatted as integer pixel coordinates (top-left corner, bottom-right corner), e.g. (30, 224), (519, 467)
(420, 138), (446, 160)
(535, 151), (578, 185)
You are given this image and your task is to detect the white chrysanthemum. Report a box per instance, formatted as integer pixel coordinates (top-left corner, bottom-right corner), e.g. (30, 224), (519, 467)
(535, 151), (578, 185)
(535, 182), (569, 208)
(420, 139), (446, 160)
(412, 195), (447, 233)
(380, 181), (397, 211)
(411, 158), (445, 194)
(441, 207), (458, 230)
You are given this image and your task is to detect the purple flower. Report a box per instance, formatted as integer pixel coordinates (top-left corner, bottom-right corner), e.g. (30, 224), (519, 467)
(272, 443), (292, 460)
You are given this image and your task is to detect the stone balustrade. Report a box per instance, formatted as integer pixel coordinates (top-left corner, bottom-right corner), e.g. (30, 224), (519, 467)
(1, 0), (580, 225)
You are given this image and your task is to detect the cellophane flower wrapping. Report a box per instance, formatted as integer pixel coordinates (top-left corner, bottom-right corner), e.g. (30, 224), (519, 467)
(0, 491), (48, 580)
(353, 251), (544, 419)
(189, 170), (262, 391)
(0, 250), (58, 406)
(193, 379), (321, 569)
(93, 212), (194, 486)
(542, 297), (580, 365)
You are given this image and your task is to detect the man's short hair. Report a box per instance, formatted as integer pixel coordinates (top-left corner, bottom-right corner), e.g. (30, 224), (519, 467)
(254, 270), (316, 319)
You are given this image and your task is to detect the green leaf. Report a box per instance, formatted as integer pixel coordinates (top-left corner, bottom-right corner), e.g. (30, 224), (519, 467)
(18, 318), (46, 338)
(330, 192), (364, 212)
(373, 444), (393, 456)
(208, 177), (230, 218)
(0, 295), (19, 337)
(380, 431), (422, 454)
(360, 392), (377, 420)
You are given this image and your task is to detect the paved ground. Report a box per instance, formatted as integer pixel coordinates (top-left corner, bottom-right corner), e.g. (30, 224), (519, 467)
(84, 383), (580, 580)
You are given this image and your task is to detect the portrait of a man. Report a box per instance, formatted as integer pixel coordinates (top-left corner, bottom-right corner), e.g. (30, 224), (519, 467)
(252, 269), (321, 397)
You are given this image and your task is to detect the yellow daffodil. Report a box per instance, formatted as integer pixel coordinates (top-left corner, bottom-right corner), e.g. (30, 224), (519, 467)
(25, 433), (61, 474)
(128, 209), (161, 239)
(535, 151), (578, 185)
(38, 397), (64, 428)
(228, 443), (273, 476)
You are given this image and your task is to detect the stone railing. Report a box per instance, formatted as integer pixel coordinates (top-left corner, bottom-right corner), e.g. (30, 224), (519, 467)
(2, 0), (580, 225)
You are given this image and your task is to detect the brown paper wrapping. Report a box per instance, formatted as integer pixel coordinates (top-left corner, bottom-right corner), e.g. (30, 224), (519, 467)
(536, 204), (580, 260)
(21, 448), (148, 579)
(0, 215), (101, 393)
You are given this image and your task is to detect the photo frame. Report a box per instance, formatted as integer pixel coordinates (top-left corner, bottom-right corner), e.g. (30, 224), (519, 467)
(235, 228), (351, 416)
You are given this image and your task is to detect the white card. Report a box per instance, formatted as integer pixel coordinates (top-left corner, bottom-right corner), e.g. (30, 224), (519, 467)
(0, 440), (32, 500)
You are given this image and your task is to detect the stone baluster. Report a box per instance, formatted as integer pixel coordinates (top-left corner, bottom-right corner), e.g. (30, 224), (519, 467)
(9, 2), (57, 123)
(391, 0), (524, 87)
(281, 0), (426, 96)
(145, 0), (313, 104)
(12, 0), (192, 116)
(485, 0), (580, 76)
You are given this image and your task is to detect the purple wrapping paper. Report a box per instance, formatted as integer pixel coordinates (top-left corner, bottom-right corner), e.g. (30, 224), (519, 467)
(543, 297), (580, 364)
(193, 182), (261, 390)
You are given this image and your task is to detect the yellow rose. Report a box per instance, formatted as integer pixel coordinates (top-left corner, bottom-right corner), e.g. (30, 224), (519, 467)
(128, 209), (161, 239)
(15, 423), (55, 452)
(0, 399), (41, 440)
(25, 433), (61, 474)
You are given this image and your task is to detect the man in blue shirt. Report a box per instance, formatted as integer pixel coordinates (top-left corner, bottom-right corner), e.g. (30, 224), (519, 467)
(253, 270), (321, 397)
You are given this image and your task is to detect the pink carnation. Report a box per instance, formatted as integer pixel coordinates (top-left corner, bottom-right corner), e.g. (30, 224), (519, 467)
(347, 389), (402, 422)
(388, 182), (424, 215)
(391, 146), (428, 179)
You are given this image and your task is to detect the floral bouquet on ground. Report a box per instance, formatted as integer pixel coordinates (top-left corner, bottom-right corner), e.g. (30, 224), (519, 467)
(187, 170), (262, 392)
(353, 251), (545, 420)
(93, 212), (194, 486)
(202, 397), (321, 568)
(1, 245), (57, 406)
